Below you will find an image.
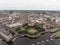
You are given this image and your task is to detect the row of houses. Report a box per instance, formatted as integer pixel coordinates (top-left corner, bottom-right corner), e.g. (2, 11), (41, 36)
(0, 12), (60, 42)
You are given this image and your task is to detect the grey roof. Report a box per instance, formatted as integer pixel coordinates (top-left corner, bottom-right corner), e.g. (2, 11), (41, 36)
(0, 41), (8, 45)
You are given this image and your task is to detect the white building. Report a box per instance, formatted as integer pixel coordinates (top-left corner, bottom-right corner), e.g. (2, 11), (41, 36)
(5, 22), (22, 31)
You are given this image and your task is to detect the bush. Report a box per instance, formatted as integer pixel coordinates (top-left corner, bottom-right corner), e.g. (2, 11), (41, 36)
(9, 31), (15, 36)
(23, 23), (28, 27)
(16, 23), (45, 36)
(16, 27), (20, 32)
(18, 30), (28, 34)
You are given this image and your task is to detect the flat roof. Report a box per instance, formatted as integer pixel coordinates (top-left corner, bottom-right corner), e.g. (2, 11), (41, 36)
(6, 22), (22, 28)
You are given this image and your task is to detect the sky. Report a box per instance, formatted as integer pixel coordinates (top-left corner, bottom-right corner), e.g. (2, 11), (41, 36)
(0, 0), (60, 10)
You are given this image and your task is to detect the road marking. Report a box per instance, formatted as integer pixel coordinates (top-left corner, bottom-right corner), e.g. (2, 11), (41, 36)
(32, 43), (35, 45)
(46, 39), (49, 41)
(50, 33), (56, 37)
(36, 42), (40, 44)
(41, 41), (45, 43)
(50, 38), (53, 40)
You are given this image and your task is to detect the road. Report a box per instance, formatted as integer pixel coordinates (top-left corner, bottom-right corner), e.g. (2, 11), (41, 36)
(12, 33), (58, 45)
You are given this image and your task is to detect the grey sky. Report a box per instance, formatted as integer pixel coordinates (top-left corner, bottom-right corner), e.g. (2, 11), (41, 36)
(0, 0), (60, 10)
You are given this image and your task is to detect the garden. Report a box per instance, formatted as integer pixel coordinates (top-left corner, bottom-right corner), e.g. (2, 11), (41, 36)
(15, 23), (45, 37)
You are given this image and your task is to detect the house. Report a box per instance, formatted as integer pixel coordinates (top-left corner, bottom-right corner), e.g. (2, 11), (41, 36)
(0, 28), (13, 42)
(5, 22), (22, 31)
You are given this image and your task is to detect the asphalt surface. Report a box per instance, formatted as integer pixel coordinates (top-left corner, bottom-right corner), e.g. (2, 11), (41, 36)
(43, 39), (60, 45)
(12, 33), (60, 45)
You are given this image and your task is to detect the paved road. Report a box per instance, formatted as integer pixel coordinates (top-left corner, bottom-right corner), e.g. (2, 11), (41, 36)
(12, 33), (57, 45)
(43, 39), (60, 45)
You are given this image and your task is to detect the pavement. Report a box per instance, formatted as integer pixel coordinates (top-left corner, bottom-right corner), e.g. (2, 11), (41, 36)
(12, 33), (58, 45)
(42, 39), (60, 45)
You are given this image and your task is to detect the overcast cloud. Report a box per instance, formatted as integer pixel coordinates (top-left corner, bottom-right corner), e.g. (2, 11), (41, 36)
(0, 0), (60, 10)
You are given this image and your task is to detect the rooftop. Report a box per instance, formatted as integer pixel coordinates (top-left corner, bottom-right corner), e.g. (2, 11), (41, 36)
(6, 22), (22, 28)
(0, 38), (8, 45)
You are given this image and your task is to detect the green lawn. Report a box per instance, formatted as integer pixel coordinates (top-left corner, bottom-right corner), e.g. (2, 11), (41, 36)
(56, 31), (60, 37)
(15, 23), (45, 36)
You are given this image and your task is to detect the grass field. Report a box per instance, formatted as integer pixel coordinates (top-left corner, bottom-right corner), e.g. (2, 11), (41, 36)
(56, 31), (60, 37)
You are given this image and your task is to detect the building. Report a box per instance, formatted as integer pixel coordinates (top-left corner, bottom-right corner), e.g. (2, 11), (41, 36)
(55, 18), (60, 27)
(0, 28), (13, 42)
(0, 38), (8, 45)
(5, 22), (22, 31)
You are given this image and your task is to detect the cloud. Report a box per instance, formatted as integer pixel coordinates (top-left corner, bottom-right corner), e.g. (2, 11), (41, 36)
(0, 0), (60, 10)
